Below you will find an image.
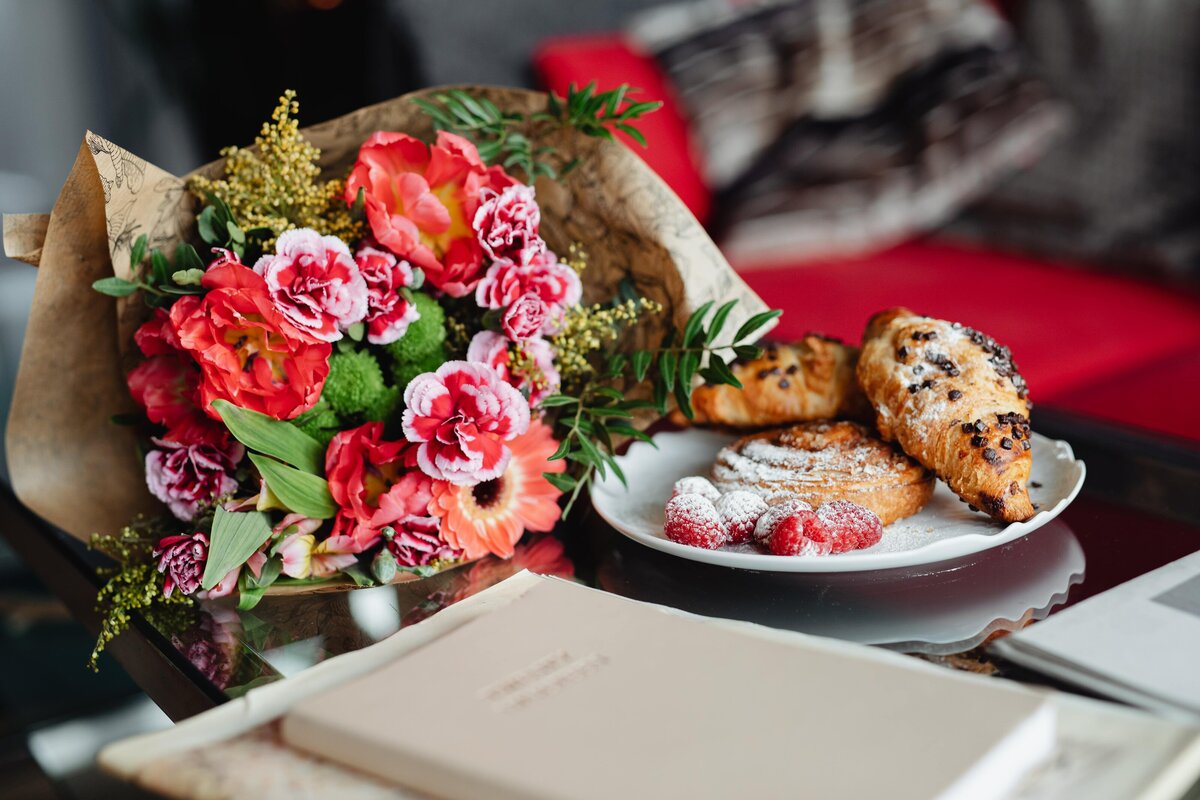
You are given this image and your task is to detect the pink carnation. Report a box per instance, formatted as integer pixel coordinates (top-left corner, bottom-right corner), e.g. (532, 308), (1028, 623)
(467, 330), (561, 407)
(145, 434), (244, 522)
(402, 361), (531, 485)
(473, 251), (582, 334)
(473, 184), (546, 266)
(501, 292), (547, 341)
(354, 246), (420, 345)
(153, 532), (209, 597)
(253, 228), (368, 342)
(387, 515), (461, 567)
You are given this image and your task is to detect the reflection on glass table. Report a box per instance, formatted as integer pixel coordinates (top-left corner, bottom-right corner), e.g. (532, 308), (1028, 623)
(168, 536), (577, 698)
(594, 519), (1085, 655)
(163, 516), (1087, 700)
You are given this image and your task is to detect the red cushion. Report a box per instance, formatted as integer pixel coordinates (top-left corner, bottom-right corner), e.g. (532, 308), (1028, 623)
(1044, 349), (1200, 442)
(533, 34), (712, 224)
(737, 240), (1200, 439)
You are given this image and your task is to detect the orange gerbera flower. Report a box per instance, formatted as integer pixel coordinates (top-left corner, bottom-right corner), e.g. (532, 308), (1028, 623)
(430, 419), (565, 559)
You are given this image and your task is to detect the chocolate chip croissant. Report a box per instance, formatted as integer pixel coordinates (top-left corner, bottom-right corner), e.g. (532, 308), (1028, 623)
(681, 334), (871, 429)
(857, 308), (1035, 522)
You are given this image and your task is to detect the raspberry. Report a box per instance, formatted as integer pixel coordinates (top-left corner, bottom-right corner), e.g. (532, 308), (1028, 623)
(714, 491), (768, 544)
(815, 500), (884, 553)
(671, 476), (721, 503)
(768, 510), (833, 556)
(752, 498), (814, 543)
(664, 494), (728, 549)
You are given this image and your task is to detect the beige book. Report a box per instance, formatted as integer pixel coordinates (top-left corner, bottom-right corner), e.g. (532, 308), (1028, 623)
(282, 578), (1054, 800)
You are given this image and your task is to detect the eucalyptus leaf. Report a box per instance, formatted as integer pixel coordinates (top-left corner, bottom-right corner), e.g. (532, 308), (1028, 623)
(171, 268), (205, 286)
(202, 507), (272, 591)
(249, 453), (337, 519)
(92, 277), (139, 297)
(214, 399), (324, 473)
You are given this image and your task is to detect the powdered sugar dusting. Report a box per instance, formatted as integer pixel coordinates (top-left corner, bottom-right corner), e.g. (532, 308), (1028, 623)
(672, 475), (721, 502)
(715, 491), (768, 544)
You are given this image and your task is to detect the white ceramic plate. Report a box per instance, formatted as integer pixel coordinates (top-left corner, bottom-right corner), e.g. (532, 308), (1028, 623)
(591, 429), (1086, 573)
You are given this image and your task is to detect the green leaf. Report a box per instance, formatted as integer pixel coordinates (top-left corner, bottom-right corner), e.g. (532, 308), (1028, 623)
(631, 350), (652, 382)
(213, 399), (325, 473)
(733, 344), (763, 361)
(539, 394), (579, 408)
(202, 508), (272, 590)
(678, 350), (701, 386)
(614, 123), (648, 147)
(577, 436), (606, 479)
(92, 277), (139, 297)
(607, 422), (654, 443)
(544, 471), (576, 492)
(129, 234), (148, 269)
(196, 206), (221, 244)
(226, 221), (246, 244)
(342, 564), (376, 588)
(171, 268), (205, 286)
(249, 453), (337, 519)
(246, 556), (282, 590)
(237, 583), (267, 611)
(175, 244), (206, 272)
(601, 451), (627, 486)
(707, 300), (738, 343)
(673, 381), (695, 420)
(606, 352), (627, 378)
(683, 300), (715, 346)
(706, 356), (742, 389)
(660, 350), (677, 392)
(733, 309), (783, 343)
(346, 322), (365, 342)
(548, 437), (572, 461)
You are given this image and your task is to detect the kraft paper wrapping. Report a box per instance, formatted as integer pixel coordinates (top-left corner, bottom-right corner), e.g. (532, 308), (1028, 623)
(2, 86), (770, 545)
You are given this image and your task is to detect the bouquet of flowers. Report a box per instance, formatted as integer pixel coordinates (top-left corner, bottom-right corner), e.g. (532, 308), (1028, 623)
(3, 86), (774, 663)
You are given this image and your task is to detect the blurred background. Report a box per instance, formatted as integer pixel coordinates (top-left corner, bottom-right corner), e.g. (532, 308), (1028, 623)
(2, 1), (1198, 797)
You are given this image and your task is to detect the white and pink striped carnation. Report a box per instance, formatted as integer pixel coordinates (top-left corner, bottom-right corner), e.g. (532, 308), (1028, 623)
(401, 361), (530, 485)
(253, 228), (368, 342)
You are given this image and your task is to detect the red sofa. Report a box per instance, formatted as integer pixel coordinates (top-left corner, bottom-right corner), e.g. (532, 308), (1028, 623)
(535, 34), (1200, 444)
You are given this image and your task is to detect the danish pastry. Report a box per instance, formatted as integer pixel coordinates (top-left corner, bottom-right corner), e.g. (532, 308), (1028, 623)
(682, 335), (871, 428)
(857, 308), (1034, 522)
(710, 421), (934, 525)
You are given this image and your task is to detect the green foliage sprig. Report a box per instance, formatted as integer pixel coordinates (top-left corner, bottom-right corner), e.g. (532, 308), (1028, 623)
(414, 83), (663, 181)
(544, 301), (781, 514)
(91, 233), (208, 307)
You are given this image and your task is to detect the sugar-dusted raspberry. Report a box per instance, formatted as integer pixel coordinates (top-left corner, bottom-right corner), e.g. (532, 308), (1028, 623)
(768, 510), (833, 556)
(715, 490), (769, 544)
(815, 500), (884, 553)
(664, 493), (728, 549)
(752, 498), (814, 543)
(671, 475), (721, 502)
